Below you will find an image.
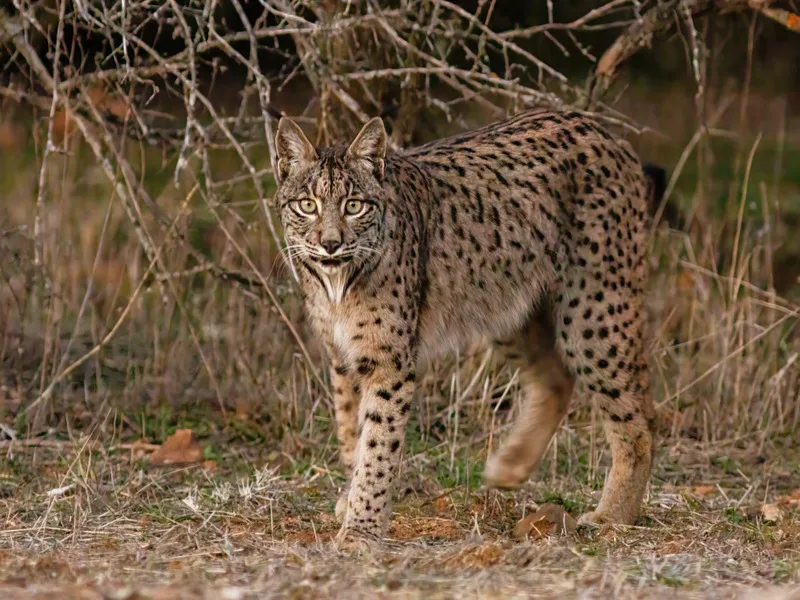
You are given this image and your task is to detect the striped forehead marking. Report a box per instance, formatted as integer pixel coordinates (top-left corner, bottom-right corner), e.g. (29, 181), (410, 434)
(310, 153), (349, 200)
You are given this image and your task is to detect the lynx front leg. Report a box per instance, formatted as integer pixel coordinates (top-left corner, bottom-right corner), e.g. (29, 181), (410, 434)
(336, 342), (417, 544)
(330, 360), (361, 523)
(330, 360), (360, 473)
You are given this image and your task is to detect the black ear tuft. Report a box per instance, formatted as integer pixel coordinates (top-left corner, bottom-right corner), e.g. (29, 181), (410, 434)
(265, 104), (284, 120)
(644, 163), (683, 230)
(643, 163), (667, 205)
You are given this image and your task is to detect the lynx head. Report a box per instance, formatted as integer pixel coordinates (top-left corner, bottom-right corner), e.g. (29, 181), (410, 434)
(274, 117), (390, 301)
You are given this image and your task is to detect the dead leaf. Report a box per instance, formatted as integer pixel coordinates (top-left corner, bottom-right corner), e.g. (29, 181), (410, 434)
(676, 270), (695, 292)
(513, 503), (577, 540)
(432, 495), (452, 515)
(148, 429), (203, 465)
(778, 488), (800, 507)
(761, 503), (783, 523)
(690, 485), (717, 498)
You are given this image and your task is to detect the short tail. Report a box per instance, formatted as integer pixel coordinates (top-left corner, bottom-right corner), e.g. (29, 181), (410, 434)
(643, 163), (682, 230)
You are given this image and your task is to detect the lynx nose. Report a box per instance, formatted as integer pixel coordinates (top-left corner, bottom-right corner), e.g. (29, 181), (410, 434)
(320, 232), (342, 255)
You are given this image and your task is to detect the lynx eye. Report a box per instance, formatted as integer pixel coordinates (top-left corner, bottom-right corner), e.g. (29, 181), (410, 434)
(292, 199), (318, 216)
(344, 199), (366, 216)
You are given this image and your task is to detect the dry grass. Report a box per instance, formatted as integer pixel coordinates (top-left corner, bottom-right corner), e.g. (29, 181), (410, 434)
(1, 434), (800, 599)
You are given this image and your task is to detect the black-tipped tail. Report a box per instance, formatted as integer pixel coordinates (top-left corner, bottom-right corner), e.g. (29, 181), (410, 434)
(643, 163), (666, 206)
(644, 163), (682, 229)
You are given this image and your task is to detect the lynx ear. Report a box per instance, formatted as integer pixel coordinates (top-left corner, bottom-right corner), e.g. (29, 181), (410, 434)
(347, 117), (387, 180)
(275, 118), (317, 182)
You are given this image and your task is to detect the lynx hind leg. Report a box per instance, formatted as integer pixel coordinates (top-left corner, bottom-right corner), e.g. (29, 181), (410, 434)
(484, 314), (574, 490)
(556, 275), (655, 526)
(578, 387), (655, 526)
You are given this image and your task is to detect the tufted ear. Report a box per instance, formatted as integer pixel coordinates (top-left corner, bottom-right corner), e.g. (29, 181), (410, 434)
(347, 117), (387, 180)
(275, 117), (317, 182)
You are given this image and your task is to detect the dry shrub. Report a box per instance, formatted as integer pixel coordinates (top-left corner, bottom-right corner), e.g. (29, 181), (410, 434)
(0, 0), (797, 457)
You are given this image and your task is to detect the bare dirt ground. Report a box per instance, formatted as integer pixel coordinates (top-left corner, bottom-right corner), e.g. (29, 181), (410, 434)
(2, 429), (800, 600)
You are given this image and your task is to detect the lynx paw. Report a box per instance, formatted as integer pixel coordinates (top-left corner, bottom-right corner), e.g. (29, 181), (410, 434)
(577, 510), (604, 527)
(577, 508), (637, 527)
(333, 526), (381, 553)
(483, 454), (531, 490)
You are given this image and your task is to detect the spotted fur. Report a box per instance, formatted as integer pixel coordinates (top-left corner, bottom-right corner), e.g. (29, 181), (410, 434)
(274, 110), (663, 544)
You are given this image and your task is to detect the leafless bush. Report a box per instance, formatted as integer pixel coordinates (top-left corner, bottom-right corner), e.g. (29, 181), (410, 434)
(0, 0), (799, 445)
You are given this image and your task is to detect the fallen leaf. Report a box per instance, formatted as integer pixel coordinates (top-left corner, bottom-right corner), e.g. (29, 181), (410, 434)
(513, 503), (577, 540)
(761, 503), (783, 523)
(433, 495), (452, 515)
(148, 429), (203, 465)
(777, 488), (800, 507)
(690, 485), (717, 498)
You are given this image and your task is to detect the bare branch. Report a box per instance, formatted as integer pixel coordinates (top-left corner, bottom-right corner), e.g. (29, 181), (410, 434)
(585, 0), (800, 109)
